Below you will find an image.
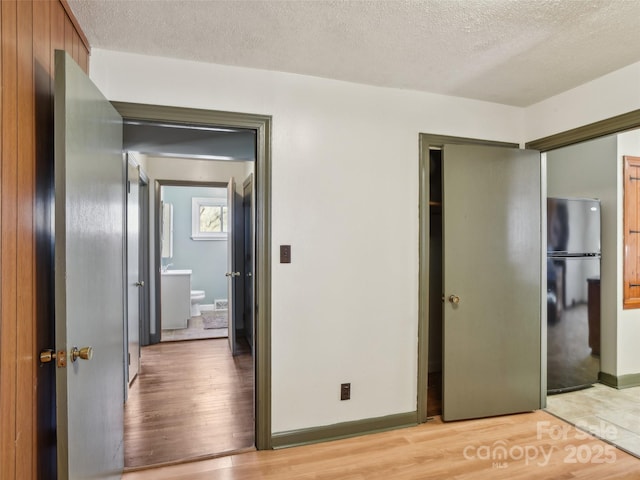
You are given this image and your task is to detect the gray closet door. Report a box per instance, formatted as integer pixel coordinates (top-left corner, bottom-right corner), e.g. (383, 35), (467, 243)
(442, 144), (541, 421)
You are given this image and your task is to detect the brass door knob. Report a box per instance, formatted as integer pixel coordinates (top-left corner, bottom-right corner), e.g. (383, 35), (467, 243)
(135, 281), (144, 287)
(71, 346), (93, 362)
(449, 295), (461, 305)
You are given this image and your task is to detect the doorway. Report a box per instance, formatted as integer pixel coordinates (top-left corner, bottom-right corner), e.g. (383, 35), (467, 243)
(418, 134), (543, 422)
(157, 182), (237, 343)
(124, 160), (256, 466)
(112, 102), (272, 466)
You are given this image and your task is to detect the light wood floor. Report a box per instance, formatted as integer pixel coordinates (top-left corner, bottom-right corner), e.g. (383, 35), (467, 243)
(123, 410), (639, 479)
(124, 338), (254, 469)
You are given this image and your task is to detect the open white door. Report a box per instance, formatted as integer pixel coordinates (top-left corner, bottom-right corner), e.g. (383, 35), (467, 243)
(226, 177), (238, 355)
(442, 144), (541, 421)
(54, 50), (124, 479)
(127, 157), (141, 387)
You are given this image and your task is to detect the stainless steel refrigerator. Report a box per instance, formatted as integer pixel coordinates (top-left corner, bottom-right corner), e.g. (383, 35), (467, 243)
(547, 197), (601, 394)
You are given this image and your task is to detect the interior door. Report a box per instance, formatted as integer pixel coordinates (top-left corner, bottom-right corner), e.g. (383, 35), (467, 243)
(243, 174), (255, 355)
(227, 177), (238, 355)
(442, 144), (541, 421)
(54, 50), (124, 478)
(127, 156), (141, 387)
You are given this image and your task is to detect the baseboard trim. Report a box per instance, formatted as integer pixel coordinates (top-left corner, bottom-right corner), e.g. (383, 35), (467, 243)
(271, 411), (418, 450)
(599, 371), (640, 389)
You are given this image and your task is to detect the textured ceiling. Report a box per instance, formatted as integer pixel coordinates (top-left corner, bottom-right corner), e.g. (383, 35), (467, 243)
(68, 0), (640, 107)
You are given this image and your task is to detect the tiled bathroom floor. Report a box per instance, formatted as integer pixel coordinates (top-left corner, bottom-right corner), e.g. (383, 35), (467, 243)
(546, 383), (640, 458)
(161, 314), (227, 342)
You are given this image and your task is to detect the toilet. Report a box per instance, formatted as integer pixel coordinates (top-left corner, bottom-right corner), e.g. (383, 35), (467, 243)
(190, 290), (206, 317)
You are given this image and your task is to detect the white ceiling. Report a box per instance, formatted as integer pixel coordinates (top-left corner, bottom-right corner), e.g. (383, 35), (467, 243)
(68, 0), (640, 107)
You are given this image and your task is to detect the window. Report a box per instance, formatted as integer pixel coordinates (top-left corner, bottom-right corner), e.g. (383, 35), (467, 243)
(192, 197), (228, 240)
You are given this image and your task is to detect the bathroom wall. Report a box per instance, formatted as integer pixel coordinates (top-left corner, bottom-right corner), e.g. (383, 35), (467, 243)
(162, 186), (228, 304)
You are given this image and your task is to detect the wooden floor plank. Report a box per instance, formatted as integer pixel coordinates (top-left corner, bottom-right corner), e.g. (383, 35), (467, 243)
(124, 338), (254, 469)
(123, 410), (639, 480)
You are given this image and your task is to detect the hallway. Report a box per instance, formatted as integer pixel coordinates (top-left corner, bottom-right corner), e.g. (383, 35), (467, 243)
(124, 338), (254, 469)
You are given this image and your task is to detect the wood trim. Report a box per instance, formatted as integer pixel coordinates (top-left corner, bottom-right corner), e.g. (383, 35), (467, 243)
(271, 412), (418, 449)
(0, 2), (90, 478)
(153, 179), (228, 345)
(623, 156), (640, 309)
(59, 0), (90, 53)
(16, 0), (36, 476)
(112, 102), (273, 450)
(112, 102), (270, 130)
(526, 109), (640, 152)
(417, 136), (430, 424)
(417, 133), (518, 150)
(1, 2), (19, 478)
(598, 371), (640, 389)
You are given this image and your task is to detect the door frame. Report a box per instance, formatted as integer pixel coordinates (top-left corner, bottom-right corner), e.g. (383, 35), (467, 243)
(242, 174), (255, 356)
(139, 171), (151, 348)
(154, 179), (230, 343)
(125, 154), (142, 392)
(112, 102), (273, 450)
(417, 134), (519, 424)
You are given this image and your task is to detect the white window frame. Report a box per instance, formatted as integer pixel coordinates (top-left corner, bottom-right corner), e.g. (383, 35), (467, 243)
(191, 197), (228, 241)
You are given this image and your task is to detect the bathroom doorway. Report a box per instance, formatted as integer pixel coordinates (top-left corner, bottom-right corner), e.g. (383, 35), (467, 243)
(156, 178), (254, 349)
(116, 107), (267, 468)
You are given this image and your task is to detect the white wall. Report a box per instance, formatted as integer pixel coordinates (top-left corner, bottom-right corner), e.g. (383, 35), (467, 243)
(141, 156), (251, 335)
(546, 136), (618, 375)
(616, 130), (640, 376)
(90, 48), (524, 433)
(524, 60), (640, 142)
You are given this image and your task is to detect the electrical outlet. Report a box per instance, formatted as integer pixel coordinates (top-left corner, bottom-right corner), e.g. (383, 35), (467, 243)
(340, 383), (351, 401)
(280, 245), (291, 263)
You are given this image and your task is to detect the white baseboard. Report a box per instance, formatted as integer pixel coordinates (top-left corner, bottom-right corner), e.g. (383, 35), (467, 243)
(199, 304), (215, 312)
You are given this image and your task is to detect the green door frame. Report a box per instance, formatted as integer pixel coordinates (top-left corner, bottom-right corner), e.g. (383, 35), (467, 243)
(112, 102), (273, 450)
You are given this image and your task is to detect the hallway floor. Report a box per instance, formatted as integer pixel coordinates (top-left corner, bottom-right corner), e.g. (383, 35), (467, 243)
(546, 383), (640, 458)
(124, 338), (254, 469)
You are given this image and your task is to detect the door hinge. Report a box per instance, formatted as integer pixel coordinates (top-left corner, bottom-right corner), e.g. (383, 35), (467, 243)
(128, 352), (131, 365)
